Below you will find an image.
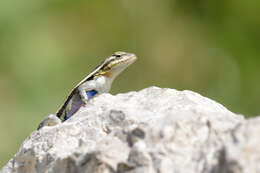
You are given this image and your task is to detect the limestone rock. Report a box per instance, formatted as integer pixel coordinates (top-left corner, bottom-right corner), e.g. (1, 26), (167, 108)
(1, 87), (259, 173)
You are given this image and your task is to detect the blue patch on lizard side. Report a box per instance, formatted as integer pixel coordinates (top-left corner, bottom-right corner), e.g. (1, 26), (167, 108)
(86, 90), (98, 99)
(64, 90), (98, 121)
(64, 113), (71, 120)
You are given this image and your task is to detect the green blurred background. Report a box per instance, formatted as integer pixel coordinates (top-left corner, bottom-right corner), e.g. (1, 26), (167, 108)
(1, 0), (260, 167)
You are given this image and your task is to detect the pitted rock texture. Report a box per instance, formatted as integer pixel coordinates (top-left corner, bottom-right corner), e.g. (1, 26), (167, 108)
(1, 87), (259, 173)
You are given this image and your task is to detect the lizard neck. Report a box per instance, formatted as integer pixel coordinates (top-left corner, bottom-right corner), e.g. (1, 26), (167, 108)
(94, 75), (113, 93)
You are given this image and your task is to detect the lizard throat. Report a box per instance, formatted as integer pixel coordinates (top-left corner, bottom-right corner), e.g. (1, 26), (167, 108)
(103, 71), (112, 77)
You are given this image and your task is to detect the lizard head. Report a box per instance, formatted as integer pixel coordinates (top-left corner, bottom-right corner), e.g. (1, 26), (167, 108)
(101, 51), (137, 78)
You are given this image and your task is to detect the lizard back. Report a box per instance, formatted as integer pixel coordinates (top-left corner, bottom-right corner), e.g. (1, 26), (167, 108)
(56, 88), (78, 118)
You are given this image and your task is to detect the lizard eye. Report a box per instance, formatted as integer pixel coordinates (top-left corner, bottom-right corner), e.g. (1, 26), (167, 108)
(113, 54), (121, 58)
(103, 66), (111, 71)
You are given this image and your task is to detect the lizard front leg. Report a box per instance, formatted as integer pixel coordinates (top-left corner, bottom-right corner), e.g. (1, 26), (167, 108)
(78, 81), (98, 104)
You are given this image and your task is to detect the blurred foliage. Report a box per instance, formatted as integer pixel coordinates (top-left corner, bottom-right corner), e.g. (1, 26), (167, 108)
(0, 0), (260, 167)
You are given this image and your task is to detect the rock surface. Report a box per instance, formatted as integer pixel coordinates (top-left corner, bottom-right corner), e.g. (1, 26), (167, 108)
(1, 87), (259, 173)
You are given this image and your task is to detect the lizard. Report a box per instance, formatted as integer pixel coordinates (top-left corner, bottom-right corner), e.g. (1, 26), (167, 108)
(37, 51), (137, 130)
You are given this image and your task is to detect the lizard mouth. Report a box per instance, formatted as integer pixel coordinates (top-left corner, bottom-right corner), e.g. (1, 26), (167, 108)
(124, 53), (137, 64)
(119, 53), (137, 65)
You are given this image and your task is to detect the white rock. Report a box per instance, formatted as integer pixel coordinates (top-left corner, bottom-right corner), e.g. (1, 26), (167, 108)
(2, 87), (258, 173)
